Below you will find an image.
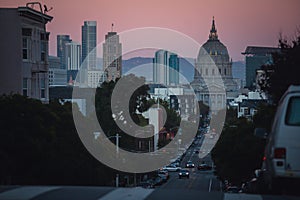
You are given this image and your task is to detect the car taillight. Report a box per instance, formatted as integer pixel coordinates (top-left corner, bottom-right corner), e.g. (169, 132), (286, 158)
(274, 148), (286, 159)
(263, 156), (266, 161)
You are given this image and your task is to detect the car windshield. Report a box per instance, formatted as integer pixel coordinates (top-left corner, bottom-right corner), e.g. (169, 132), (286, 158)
(180, 170), (189, 173)
(285, 97), (300, 126)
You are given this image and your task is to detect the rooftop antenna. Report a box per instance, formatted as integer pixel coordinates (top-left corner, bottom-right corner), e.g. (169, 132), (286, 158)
(43, 4), (53, 14)
(111, 23), (114, 32)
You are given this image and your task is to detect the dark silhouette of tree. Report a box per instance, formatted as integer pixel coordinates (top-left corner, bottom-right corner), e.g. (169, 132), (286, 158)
(0, 94), (115, 185)
(259, 33), (300, 105)
(211, 117), (265, 185)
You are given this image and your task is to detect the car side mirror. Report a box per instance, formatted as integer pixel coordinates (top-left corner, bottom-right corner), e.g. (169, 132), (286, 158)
(254, 128), (268, 139)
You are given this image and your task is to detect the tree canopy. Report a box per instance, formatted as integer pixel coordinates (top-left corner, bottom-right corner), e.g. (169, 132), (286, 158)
(259, 33), (300, 104)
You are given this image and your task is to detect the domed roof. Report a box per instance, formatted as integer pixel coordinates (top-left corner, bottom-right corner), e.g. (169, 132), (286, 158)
(197, 17), (230, 63)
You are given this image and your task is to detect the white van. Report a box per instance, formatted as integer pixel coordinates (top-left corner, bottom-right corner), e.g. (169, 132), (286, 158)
(255, 85), (300, 191)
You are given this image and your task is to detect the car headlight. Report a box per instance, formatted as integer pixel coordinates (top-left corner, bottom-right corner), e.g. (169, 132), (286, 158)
(179, 173), (182, 175)
(186, 173), (189, 175)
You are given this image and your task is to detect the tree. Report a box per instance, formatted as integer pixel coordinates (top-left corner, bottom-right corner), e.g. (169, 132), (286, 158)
(259, 33), (300, 105)
(211, 117), (265, 184)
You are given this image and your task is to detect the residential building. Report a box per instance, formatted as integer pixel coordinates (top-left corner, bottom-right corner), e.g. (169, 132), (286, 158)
(0, 4), (53, 103)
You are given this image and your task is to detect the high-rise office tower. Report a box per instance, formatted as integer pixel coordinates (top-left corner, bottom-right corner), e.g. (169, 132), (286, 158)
(65, 41), (81, 82)
(57, 35), (71, 69)
(153, 50), (179, 86)
(82, 21), (97, 70)
(103, 28), (122, 82)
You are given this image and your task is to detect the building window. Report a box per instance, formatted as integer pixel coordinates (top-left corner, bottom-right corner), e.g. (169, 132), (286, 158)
(224, 68), (227, 75)
(23, 78), (28, 96)
(22, 28), (31, 60)
(22, 38), (29, 60)
(41, 42), (47, 62)
(205, 68), (208, 75)
(41, 78), (45, 99)
(219, 68), (221, 74)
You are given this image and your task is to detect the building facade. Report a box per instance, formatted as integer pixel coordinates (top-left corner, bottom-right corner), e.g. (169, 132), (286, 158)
(103, 31), (122, 82)
(242, 46), (280, 89)
(82, 21), (97, 70)
(57, 35), (71, 69)
(48, 56), (67, 86)
(0, 4), (53, 103)
(153, 50), (179, 86)
(87, 70), (106, 88)
(192, 17), (237, 111)
(65, 41), (81, 82)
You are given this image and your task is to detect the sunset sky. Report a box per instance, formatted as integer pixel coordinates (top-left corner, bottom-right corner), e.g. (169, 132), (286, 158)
(1, 0), (300, 61)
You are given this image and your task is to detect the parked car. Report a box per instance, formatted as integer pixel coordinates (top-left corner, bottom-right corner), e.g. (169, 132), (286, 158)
(255, 85), (300, 192)
(178, 169), (190, 179)
(137, 180), (155, 188)
(226, 186), (240, 193)
(158, 170), (169, 181)
(163, 164), (181, 172)
(198, 163), (212, 170)
(186, 161), (195, 168)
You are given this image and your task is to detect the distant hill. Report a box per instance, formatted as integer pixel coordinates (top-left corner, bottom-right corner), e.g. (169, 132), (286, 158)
(122, 57), (195, 83)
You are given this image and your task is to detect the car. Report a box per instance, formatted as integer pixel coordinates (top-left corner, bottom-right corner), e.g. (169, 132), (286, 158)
(171, 161), (180, 167)
(152, 176), (164, 186)
(186, 161), (195, 168)
(137, 181), (155, 188)
(162, 165), (181, 172)
(226, 186), (240, 193)
(158, 170), (169, 181)
(255, 85), (300, 192)
(178, 169), (190, 179)
(198, 163), (212, 170)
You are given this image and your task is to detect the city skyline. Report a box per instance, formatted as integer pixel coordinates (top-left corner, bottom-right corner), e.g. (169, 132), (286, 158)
(1, 0), (300, 61)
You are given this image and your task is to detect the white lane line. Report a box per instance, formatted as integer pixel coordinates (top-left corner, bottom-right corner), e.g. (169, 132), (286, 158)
(0, 186), (61, 200)
(223, 193), (263, 200)
(208, 178), (212, 192)
(99, 187), (154, 200)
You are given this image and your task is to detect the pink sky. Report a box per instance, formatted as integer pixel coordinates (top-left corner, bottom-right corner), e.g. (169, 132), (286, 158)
(1, 0), (300, 61)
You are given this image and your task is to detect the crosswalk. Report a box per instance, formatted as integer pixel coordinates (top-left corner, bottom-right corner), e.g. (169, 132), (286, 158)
(0, 186), (299, 200)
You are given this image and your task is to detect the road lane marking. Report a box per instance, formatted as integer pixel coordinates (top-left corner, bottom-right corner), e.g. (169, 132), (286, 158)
(0, 186), (60, 200)
(224, 193), (263, 200)
(99, 187), (154, 200)
(208, 178), (212, 192)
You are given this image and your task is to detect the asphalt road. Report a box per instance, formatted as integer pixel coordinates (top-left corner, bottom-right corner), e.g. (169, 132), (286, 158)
(1, 134), (299, 199)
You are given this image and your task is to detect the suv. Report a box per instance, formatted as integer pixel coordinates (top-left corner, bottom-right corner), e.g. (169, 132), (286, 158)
(255, 85), (300, 192)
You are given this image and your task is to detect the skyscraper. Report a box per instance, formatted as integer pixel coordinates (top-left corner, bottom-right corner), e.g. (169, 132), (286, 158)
(57, 35), (71, 69)
(82, 21), (97, 70)
(103, 29), (122, 82)
(65, 41), (81, 71)
(153, 50), (179, 86)
(65, 41), (81, 82)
